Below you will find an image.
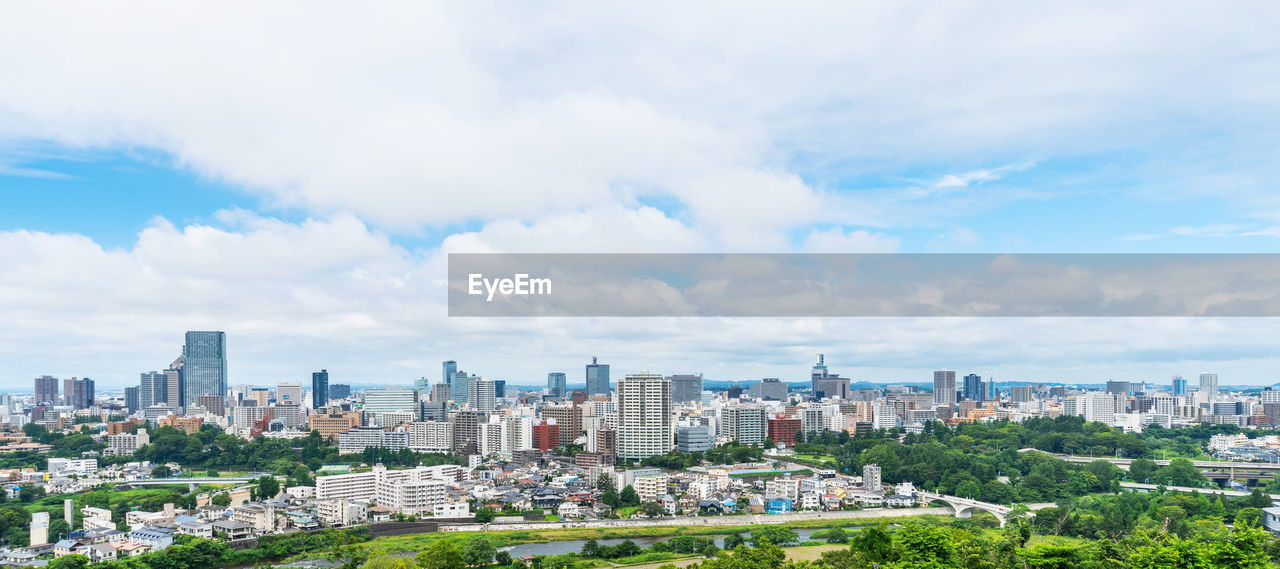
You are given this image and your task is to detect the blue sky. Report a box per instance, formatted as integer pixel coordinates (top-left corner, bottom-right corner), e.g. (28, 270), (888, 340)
(2, 2), (1280, 389)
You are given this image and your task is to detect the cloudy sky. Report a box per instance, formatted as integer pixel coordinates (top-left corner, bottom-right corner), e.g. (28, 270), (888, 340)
(3, 2), (1280, 390)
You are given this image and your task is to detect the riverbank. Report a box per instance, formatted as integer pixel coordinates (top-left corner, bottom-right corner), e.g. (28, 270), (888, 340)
(288, 511), (959, 561)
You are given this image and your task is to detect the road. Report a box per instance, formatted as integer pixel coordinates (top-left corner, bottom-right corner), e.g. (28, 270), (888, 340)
(442, 506), (953, 532)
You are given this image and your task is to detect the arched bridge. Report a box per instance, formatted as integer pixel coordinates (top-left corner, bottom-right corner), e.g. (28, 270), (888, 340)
(916, 492), (1019, 527)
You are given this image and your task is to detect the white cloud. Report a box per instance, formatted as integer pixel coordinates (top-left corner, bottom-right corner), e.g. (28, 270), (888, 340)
(802, 228), (901, 253)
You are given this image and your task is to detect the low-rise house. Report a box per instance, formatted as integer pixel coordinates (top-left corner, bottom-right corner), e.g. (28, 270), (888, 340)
(212, 520), (253, 540)
(127, 527), (174, 549)
(177, 520), (214, 539)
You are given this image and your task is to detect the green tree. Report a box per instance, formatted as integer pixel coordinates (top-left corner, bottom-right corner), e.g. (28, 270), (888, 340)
(619, 485), (640, 507)
(821, 526), (847, 543)
(749, 526), (799, 547)
(256, 475), (281, 499)
(849, 524), (892, 563)
(152, 464), (173, 478)
(956, 479), (982, 499)
(47, 554), (89, 569)
(473, 507), (496, 523)
(416, 539), (464, 569)
(211, 494), (231, 507)
(1129, 458), (1158, 483)
(462, 536), (496, 567)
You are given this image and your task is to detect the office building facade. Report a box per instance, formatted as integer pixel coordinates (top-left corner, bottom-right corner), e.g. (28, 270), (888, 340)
(616, 372), (673, 460)
(585, 357), (610, 395)
(182, 331), (227, 406)
(312, 369), (329, 408)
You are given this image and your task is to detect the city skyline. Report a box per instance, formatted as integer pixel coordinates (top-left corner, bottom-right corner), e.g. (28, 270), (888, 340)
(5, 5), (1280, 387)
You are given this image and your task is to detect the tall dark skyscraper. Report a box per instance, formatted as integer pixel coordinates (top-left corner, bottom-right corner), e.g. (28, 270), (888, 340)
(585, 356), (610, 396)
(963, 373), (984, 401)
(493, 380), (506, 398)
(547, 372), (567, 398)
(64, 377), (94, 409)
(312, 369), (329, 408)
(125, 386), (140, 413)
(34, 375), (58, 406)
(182, 331), (227, 406)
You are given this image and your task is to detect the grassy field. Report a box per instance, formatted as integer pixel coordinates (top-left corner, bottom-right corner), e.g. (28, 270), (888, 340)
(292, 513), (961, 561)
(789, 454), (838, 467)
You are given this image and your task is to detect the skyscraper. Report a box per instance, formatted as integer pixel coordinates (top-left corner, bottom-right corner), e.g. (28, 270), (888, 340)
(469, 379), (496, 412)
(667, 374), (703, 403)
(547, 372), (567, 398)
(585, 357), (610, 396)
(616, 372), (673, 460)
(443, 360), (457, 385)
(1171, 375), (1187, 396)
(1199, 373), (1218, 401)
(124, 387), (140, 414)
(962, 373), (983, 401)
(182, 331), (227, 407)
(139, 371), (167, 408)
(276, 383), (302, 405)
(312, 369), (329, 408)
(64, 377), (94, 409)
(34, 375), (58, 406)
(810, 354), (849, 400)
(933, 370), (957, 407)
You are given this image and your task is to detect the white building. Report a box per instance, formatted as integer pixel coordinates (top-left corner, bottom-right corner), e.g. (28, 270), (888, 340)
(47, 458), (98, 477)
(317, 499), (368, 526)
(106, 429), (150, 457)
(408, 421), (453, 453)
(337, 426), (409, 454)
(617, 373), (673, 460)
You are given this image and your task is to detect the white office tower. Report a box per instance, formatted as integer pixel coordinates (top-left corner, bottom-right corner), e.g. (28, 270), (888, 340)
(469, 379), (496, 412)
(722, 406), (767, 445)
(505, 415), (533, 451)
(872, 404), (898, 430)
(1077, 392), (1115, 425)
(933, 370), (957, 407)
(276, 383), (303, 406)
(363, 386), (419, 415)
(801, 407), (825, 435)
(617, 372), (673, 460)
(1199, 373), (1219, 402)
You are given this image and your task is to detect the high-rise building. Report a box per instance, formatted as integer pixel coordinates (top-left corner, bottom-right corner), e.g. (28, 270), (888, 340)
(249, 387), (270, 407)
(329, 384), (351, 400)
(933, 370), (957, 407)
(547, 372), (567, 398)
(493, 380), (506, 398)
(586, 357), (610, 396)
(749, 378), (788, 401)
(450, 371), (476, 403)
(363, 386), (418, 415)
(811, 355), (850, 400)
(533, 420), (560, 451)
(139, 371), (167, 409)
(124, 387), (140, 414)
(722, 406), (768, 445)
(962, 374), (983, 401)
(1199, 373), (1219, 401)
(1010, 384), (1034, 403)
(312, 369), (329, 408)
(443, 360), (457, 386)
(1171, 376), (1188, 396)
(194, 395), (225, 416)
(34, 376), (58, 406)
(616, 372), (673, 460)
(182, 331), (227, 406)
(164, 354), (183, 408)
(64, 377), (94, 409)
(540, 403), (583, 439)
(276, 383), (303, 405)
(469, 379), (496, 411)
(667, 374), (704, 403)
